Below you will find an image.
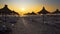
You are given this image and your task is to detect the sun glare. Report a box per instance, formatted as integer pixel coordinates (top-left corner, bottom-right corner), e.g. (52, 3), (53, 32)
(21, 8), (25, 11)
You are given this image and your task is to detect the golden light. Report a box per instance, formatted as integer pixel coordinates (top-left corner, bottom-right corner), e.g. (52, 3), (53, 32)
(21, 8), (25, 11)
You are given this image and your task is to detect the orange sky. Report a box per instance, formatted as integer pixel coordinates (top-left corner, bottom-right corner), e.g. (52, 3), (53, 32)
(0, 0), (60, 15)
(0, 4), (59, 14)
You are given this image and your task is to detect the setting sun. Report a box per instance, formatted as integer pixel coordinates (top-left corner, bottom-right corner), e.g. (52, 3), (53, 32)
(0, 0), (60, 15)
(21, 8), (25, 11)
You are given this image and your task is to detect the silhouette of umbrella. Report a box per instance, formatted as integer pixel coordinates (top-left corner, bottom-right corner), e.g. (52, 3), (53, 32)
(52, 9), (60, 14)
(25, 12), (36, 15)
(38, 7), (50, 14)
(38, 7), (50, 24)
(0, 5), (19, 15)
(30, 12), (36, 15)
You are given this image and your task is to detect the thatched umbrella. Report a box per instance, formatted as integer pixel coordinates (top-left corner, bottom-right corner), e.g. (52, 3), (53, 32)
(38, 7), (50, 24)
(0, 5), (19, 15)
(0, 5), (19, 34)
(25, 12), (36, 15)
(52, 9), (60, 14)
(38, 7), (50, 14)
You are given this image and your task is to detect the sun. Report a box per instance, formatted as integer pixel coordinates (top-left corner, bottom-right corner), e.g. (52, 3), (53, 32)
(21, 8), (25, 11)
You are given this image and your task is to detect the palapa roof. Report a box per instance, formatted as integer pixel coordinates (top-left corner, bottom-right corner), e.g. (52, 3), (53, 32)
(0, 5), (19, 15)
(38, 7), (50, 14)
(25, 12), (36, 15)
(52, 9), (60, 14)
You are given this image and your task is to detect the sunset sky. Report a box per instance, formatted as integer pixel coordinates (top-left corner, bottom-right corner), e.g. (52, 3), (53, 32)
(0, 0), (60, 15)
